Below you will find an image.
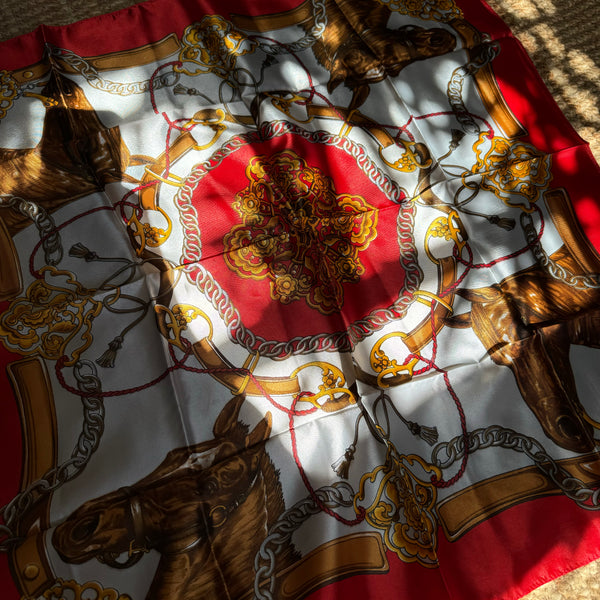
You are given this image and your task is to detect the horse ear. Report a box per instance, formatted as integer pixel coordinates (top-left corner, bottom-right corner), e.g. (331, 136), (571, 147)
(246, 412), (272, 449)
(455, 285), (502, 304)
(213, 395), (246, 437)
(444, 312), (472, 329)
(351, 84), (370, 109)
(395, 24), (418, 41)
(327, 63), (347, 93)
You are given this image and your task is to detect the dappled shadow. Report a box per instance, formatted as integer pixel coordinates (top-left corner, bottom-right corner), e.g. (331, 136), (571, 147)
(1, 2), (600, 600)
(0, 0), (145, 41)
(486, 0), (600, 161)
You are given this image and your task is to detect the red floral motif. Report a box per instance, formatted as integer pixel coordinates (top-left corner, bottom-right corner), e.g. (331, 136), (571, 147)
(223, 150), (378, 314)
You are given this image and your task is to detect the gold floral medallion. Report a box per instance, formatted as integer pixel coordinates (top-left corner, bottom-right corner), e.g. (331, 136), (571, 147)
(355, 445), (441, 568)
(223, 150), (378, 314)
(467, 132), (552, 211)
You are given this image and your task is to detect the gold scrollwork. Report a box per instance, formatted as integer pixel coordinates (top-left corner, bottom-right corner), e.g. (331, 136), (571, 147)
(377, 0), (463, 21)
(155, 303), (213, 350)
(0, 267), (102, 365)
(176, 16), (257, 78)
(291, 361), (356, 412)
(128, 205), (173, 254)
(378, 139), (433, 173)
(355, 444), (441, 568)
(370, 332), (418, 388)
(223, 150), (378, 315)
(0, 69), (19, 120)
(467, 132), (552, 212)
(41, 578), (131, 600)
(424, 209), (466, 264)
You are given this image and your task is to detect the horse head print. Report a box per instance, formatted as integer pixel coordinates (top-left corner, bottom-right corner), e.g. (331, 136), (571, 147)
(445, 247), (600, 453)
(306, 0), (456, 107)
(53, 395), (295, 599)
(0, 69), (127, 236)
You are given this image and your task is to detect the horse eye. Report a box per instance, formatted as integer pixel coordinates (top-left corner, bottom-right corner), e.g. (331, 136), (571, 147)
(71, 514), (100, 542)
(204, 479), (218, 496)
(430, 32), (448, 46)
(343, 49), (362, 67)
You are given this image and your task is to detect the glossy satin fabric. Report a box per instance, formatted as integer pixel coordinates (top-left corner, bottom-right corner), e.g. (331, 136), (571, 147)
(1, 1), (600, 599)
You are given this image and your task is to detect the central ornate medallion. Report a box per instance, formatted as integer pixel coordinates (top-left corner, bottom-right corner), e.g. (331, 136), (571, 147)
(177, 127), (420, 356)
(223, 150), (378, 314)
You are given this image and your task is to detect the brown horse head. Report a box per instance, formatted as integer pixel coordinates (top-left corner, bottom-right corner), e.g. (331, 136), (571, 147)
(52, 395), (274, 565)
(326, 24), (456, 93)
(307, 0), (456, 102)
(0, 70), (128, 235)
(444, 252), (599, 453)
(374, 25), (457, 78)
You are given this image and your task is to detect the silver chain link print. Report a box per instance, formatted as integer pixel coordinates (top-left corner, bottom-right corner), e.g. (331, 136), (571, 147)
(521, 212), (600, 289)
(253, 482), (355, 600)
(0, 360), (105, 552)
(177, 120), (421, 360)
(46, 0), (326, 95)
(0, 195), (63, 265)
(431, 426), (600, 509)
(447, 39), (500, 134)
(47, 45), (179, 95)
(259, 0), (327, 56)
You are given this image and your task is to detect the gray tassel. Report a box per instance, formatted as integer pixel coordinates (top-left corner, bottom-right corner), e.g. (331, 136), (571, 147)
(406, 421), (438, 446)
(331, 445), (356, 479)
(173, 84), (192, 95)
(69, 243), (98, 261)
(449, 128), (465, 150)
(96, 336), (124, 368)
(262, 55), (278, 68)
(487, 215), (516, 230)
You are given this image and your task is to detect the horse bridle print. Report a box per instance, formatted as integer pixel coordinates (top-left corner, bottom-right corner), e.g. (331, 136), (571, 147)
(97, 472), (261, 567)
(97, 487), (149, 569)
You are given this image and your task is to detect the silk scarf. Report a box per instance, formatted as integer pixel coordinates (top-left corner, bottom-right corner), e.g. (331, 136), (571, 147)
(1, 1), (600, 599)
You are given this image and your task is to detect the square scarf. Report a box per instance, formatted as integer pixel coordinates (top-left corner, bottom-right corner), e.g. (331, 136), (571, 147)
(0, 1), (599, 599)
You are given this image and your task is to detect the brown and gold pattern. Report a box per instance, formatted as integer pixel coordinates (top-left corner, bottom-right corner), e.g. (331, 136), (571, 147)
(378, 0), (463, 21)
(176, 16), (257, 78)
(0, 267), (102, 363)
(355, 445), (440, 568)
(223, 150), (378, 314)
(0, 69), (18, 120)
(42, 578), (132, 600)
(467, 132), (552, 211)
(2, 1), (600, 599)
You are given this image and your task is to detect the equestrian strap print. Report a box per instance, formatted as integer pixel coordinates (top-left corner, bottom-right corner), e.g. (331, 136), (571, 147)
(1, 1), (600, 599)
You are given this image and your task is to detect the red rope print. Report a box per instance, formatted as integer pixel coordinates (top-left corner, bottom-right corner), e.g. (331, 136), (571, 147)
(36, 33), (553, 531)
